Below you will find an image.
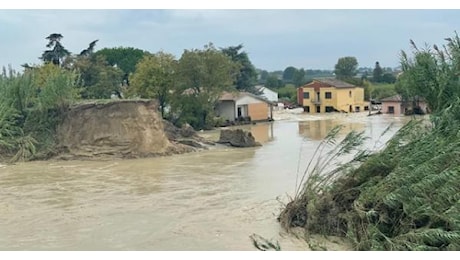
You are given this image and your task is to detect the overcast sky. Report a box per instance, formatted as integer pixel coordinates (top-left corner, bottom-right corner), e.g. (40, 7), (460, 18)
(1, 9), (460, 72)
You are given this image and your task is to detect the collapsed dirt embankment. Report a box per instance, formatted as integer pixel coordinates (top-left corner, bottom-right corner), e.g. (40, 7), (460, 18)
(56, 100), (205, 160)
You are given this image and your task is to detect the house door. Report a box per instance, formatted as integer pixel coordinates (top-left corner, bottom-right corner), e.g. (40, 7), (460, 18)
(349, 105), (352, 112)
(316, 106), (320, 113)
(237, 105), (248, 118)
(388, 106), (394, 114)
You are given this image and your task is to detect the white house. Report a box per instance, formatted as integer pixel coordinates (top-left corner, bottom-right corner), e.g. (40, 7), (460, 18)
(254, 85), (278, 103)
(216, 92), (273, 123)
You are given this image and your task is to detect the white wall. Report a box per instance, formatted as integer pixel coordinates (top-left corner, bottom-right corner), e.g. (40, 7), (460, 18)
(216, 101), (235, 121)
(217, 94), (272, 122)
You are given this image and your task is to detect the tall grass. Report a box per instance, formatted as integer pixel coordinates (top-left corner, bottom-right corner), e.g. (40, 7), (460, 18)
(280, 110), (460, 250)
(0, 66), (79, 162)
(280, 126), (369, 232)
(279, 32), (460, 251)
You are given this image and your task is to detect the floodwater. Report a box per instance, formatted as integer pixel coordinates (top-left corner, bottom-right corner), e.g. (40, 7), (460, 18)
(0, 112), (412, 250)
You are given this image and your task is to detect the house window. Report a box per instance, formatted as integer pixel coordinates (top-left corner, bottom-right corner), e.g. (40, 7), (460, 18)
(325, 92), (332, 99)
(325, 106), (334, 113)
(355, 106), (360, 112)
(303, 92), (310, 99)
(303, 106), (310, 113)
(388, 106), (395, 114)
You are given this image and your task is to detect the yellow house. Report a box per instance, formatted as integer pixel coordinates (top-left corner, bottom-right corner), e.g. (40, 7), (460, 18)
(297, 79), (366, 113)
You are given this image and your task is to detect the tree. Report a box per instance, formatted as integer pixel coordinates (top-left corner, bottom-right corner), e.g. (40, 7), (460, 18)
(221, 44), (257, 92)
(277, 85), (297, 103)
(128, 52), (177, 118)
(95, 47), (148, 85)
(265, 74), (283, 89)
(73, 55), (124, 99)
(258, 69), (269, 84)
(282, 66), (297, 83)
(40, 33), (71, 66)
(367, 82), (397, 100)
(48, 38), (125, 99)
(334, 56), (358, 79)
(174, 43), (239, 129)
(361, 70), (369, 81)
(381, 72), (396, 83)
(372, 61), (383, 82)
(292, 68), (306, 87)
(79, 40), (99, 57)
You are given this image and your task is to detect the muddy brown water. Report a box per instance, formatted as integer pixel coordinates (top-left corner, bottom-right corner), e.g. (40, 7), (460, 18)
(0, 113), (412, 250)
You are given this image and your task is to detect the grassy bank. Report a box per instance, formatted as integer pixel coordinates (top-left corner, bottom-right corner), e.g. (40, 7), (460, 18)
(279, 101), (460, 250)
(0, 66), (78, 162)
(279, 33), (460, 251)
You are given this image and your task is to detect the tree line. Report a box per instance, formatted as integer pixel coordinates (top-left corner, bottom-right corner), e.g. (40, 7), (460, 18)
(26, 33), (402, 111)
(0, 34), (261, 161)
(18, 34), (261, 131)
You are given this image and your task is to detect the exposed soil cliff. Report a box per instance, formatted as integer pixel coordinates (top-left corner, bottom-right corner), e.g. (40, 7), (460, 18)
(56, 100), (197, 160)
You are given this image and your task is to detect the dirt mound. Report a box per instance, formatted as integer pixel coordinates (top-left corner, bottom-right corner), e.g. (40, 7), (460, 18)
(217, 129), (261, 147)
(56, 100), (189, 160)
(162, 119), (215, 148)
(162, 120), (197, 140)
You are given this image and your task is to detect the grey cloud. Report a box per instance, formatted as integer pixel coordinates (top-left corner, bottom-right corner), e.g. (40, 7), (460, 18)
(1, 9), (460, 71)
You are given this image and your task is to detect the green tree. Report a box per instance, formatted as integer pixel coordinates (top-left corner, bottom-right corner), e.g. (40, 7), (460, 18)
(282, 66), (297, 83)
(95, 47), (148, 84)
(51, 38), (125, 99)
(265, 74), (283, 89)
(277, 85), (297, 103)
(79, 40), (99, 57)
(258, 69), (269, 84)
(372, 61), (383, 82)
(368, 83), (397, 100)
(40, 33), (71, 66)
(174, 43), (239, 129)
(292, 68), (306, 87)
(334, 56), (358, 80)
(361, 70), (369, 81)
(30, 63), (80, 111)
(221, 44), (257, 92)
(73, 55), (124, 99)
(128, 52), (177, 118)
(381, 72), (396, 83)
